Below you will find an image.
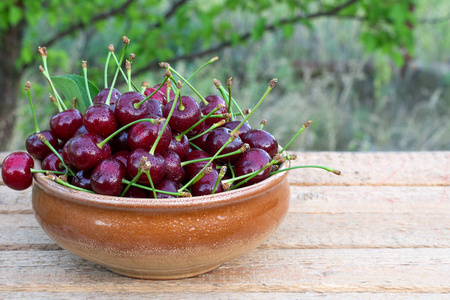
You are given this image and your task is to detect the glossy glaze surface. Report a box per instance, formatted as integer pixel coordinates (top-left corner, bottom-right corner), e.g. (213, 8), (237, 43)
(32, 162), (290, 279)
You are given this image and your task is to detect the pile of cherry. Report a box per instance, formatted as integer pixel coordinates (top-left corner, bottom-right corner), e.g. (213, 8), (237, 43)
(1, 37), (340, 198)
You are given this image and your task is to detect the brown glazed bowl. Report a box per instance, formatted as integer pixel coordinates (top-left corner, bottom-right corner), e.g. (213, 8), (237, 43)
(31, 162), (290, 279)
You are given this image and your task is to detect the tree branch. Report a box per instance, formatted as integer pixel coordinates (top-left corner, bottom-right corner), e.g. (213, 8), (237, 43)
(41, 0), (136, 48)
(133, 0), (360, 76)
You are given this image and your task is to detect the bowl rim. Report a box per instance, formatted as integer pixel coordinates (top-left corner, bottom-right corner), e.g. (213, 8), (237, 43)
(32, 159), (290, 210)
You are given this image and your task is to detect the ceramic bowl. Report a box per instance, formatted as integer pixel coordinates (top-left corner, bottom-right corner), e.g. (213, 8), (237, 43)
(31, 161), (290, 279)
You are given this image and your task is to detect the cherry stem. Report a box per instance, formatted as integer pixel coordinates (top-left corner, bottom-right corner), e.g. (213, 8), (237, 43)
(126, 60), (132, 92)
(227, 77), (233, 121)
(188, 119), (226, 142)
(270, 165), (342, 176)
(260, 119), (266, 130)
(174, 105), (222, 142)
(230, 79), (277, 136)
(110, 51), (140, 92)
(228, 161), (235, 178)
(145, 170), (157, 199)
(105, 41), (129, 105)
(104, 50), (112, 88)
(40, 67), (66, 111)
(120, 169), (143, 197)
(82, 61), (93, 106)
(178, 134), (238, 192)
(30, 169), (65, 175)
(211, 166), (226, 195)
(180, 144), (248, 167)
(215, 80), (244, 120)
(279, 120), (312, 154)
(228, 160), (279, 191)
(186, 56), (218, 82)
(189, 142), (202, 151)
(148, 82), (182, 156)
(134, 76), (169, 109)
(37, 134), (75, 177)
(51, 175), (95, 193)
(25, 84), (40, 133)
(168, 67), (208, 105)
(96, 118), (156, 149)
(121, 179), (191, 197)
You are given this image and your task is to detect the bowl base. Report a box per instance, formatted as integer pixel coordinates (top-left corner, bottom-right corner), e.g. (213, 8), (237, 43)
(107, 263), (222, 280)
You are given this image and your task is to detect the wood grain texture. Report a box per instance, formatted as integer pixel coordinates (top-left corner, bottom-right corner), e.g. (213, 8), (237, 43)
(0, 248), (448, 293)
(289, 151), (450, 186)
(0, 151), (449, 298)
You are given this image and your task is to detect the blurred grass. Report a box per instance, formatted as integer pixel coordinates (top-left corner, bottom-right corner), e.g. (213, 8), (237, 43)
(11, 0), (450, 151)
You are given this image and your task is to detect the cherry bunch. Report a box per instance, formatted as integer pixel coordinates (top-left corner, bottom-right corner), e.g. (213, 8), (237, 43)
(1, 37), (341, 197)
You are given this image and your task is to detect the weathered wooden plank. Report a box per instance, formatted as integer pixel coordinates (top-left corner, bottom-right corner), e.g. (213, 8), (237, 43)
(0, 184), (448, 215)
(0, 292), (447, 300)
(289, 151), (450, 186)
(1, 206), (448, 250)
(289, 186), (450, 213)
(0, 248), (448, 293)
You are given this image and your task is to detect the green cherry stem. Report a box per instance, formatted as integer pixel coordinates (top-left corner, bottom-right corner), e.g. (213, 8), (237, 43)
(30, 169), (65, 175)
(148, 81), (182, 156)
(227, 77), (233, 121)
(126, 60), (132, 92)
(270, 165), (342, 176)
(188, 119), (226, 141)
(164, 64), (208, 105)
(96, 118), (156, 149)
(145, 170), (157, 199)
(215, 79), (244, 119)
(25, 82), (40, 133)
(211, 166), (226, 195)
(38, 47), (67, 111)
(82, 61), (93, 106)
(279, 120), (312, 154)
(174, 105), (224, 142)
(230, 78), (277, 136)
(134, 75), (169, 109)
(105, 36), (129, 106)
(121, 179), (191, 197)
(110, 50), (139, 92)
(37, 133), (75, 177)
(46, 174), (95, 193)
(180, 143), (249, 167)
(186, 56), (218, 82)
(104, 45), (114, 88)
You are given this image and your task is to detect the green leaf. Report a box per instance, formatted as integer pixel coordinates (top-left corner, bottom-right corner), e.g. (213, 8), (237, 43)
(51, 74), (100, 114)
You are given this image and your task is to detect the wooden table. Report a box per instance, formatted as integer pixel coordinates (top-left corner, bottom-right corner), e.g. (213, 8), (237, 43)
(0, 151), (449, 299)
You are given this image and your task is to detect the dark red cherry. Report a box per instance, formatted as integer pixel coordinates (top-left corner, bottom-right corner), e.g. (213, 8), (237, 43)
(145, 99), (164, 119)
(189, 125), (211, 151)
(109, 129), (130, 152)
(183, 150), (216, 179)
(83, 103), (118, 138)
(234, 148), (271, 185)
(221, 120), (251, 139)
(127, 120), (171, 154)
(93, 87), (121, 108)
(91, 158), (125, 196)
(1, 152), (34, 191)
(115, 91), (152, 126)
(25, 130), (58, 160)
(167, 133), (190, 160)
(205, 127), (243, 164)
(153, 83), (175, 102)
(144, 87), (168, 106)
(200, 95), (228, 126)
(155, 179), (179, 198)
(50, 108), (83, 141)
(163, 95), (201, 133)
(241, 129), (278, 158)
(127, 148), (166, 185)
(162, 150), (185, 184)
(71, 169), (93, 191)
(74, 125), (88, 136)
(41, 151), (64, 173)
(112, 150), (130, 169)
(190, 169), (223, 196)
(67, 133), (112, 170)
